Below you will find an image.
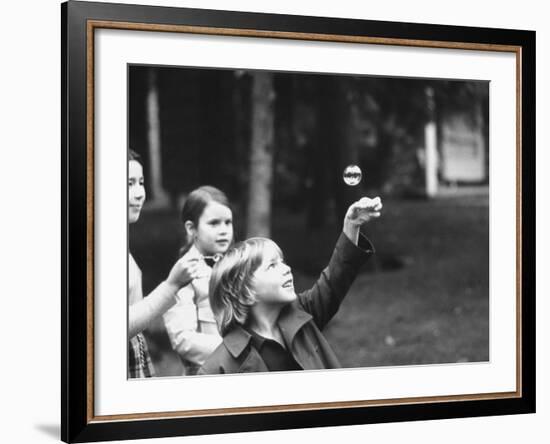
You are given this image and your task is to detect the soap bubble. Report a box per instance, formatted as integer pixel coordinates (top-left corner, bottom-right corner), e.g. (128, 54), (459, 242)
(343, 165), (362, 186)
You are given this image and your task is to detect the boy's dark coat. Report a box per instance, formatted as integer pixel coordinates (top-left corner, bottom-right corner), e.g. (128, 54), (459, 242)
(199, 233), (374, 375)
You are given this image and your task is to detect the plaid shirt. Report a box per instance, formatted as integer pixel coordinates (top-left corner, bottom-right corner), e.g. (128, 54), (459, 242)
(128, 333), (155, 378)
(128, 253), (156, 378)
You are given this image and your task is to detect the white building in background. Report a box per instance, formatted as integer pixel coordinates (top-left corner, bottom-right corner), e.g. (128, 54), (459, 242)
(440, 112), (486, 184)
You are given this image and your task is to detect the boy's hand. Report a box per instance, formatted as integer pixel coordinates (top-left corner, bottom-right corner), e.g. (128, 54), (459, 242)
(343, 196), (382, 245)
(165, 257), (200, 289)
(345, 196), (383, 225)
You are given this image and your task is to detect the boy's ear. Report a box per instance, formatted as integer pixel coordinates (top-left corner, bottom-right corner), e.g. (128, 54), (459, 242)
(184, 220), (195, 238)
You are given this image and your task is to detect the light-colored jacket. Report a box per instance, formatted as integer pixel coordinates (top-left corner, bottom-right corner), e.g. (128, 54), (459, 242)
(163, 245), (222, 375)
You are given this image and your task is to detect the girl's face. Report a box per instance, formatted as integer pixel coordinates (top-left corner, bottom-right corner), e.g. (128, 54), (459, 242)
(190, 201), (233, 256)
(128, 160), (145, 223)
(251, 242), (296, 306)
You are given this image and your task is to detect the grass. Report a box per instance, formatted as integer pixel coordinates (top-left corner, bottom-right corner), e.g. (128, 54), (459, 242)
(131, 193), (489, 375)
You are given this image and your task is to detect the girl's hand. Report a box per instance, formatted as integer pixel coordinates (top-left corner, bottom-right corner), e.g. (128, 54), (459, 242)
(345, 196), (383, 225)
(166, 257), (200, 289)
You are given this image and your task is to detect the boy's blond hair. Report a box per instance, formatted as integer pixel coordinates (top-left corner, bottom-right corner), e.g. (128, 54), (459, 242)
(209, 237), (283, 336)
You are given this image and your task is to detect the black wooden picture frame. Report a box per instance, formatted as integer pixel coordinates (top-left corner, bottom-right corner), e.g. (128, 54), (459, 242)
(61, 1), (535, 442)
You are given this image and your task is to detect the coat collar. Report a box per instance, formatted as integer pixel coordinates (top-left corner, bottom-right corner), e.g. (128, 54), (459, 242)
(223, 326), (253, 358)
(278, 302), (313, 345)
(222, 303), (313, 358)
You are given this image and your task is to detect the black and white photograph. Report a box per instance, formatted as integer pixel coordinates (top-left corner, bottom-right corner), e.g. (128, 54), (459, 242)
(57, 1), (536, 440)
(1, 0), (546, 441)
(127, 65), (490, 378)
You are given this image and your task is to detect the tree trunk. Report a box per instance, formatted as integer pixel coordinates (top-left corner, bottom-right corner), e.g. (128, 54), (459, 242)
(146, 68), (169, 207)
(246, 72), (275, 238)
(324, 77), (360, 225)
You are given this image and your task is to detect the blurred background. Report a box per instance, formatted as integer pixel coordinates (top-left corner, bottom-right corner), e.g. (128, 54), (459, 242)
(128, 65), (489, 376)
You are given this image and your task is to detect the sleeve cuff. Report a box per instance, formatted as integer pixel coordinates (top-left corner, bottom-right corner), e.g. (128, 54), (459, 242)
(337, 231), (375, 257)
(358, 232), (375, 254)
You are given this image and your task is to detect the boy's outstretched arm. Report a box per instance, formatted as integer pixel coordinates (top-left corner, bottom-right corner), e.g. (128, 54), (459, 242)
(297, 196), (382, 329)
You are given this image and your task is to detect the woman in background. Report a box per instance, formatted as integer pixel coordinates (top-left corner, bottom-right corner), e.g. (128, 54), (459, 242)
(128, 149), (199, 378)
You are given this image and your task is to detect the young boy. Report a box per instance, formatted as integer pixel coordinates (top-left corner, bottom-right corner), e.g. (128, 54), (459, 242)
(199, 196), (382, 374)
